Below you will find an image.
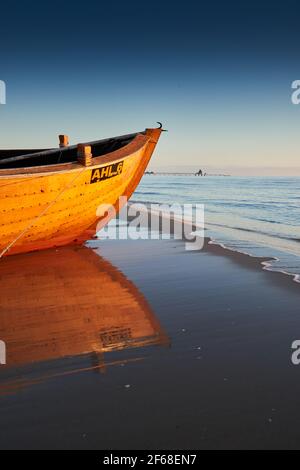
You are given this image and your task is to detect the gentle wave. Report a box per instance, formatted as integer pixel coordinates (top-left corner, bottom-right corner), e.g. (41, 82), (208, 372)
(134, 175), (300, 285)
(208, 239), (300, 285)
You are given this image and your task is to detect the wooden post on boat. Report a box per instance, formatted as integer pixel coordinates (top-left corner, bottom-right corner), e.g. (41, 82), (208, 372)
(77, 144), (93, 167)
(59, 135), (69, 148)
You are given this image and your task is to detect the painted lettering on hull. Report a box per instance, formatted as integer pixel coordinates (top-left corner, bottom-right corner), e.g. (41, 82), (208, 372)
(91, 161), (124, 184)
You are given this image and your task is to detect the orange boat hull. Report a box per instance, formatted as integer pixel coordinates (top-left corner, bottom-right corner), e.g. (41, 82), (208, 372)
(0, 246), (168, 368)
(0, 128), (161, 256)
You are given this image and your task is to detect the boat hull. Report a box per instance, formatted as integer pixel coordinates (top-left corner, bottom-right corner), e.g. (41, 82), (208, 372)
(0, 246), (168, 371)
(0, 128), (161, 256)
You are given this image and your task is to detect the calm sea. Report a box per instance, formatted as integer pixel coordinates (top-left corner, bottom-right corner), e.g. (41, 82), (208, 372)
(134, 176), (300, 283)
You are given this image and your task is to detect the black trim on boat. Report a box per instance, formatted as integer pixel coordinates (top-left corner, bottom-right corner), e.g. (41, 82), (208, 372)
(0, 132), (139, 169)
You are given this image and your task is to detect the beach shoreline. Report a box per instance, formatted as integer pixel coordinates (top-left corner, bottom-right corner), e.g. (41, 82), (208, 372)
(119, 201), (300, 287)
(0, 233), (300, 449)
(133, 175), (300, 285)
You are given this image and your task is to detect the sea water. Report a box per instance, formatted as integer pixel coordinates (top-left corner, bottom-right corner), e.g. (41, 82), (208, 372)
(134, 176), (300, 283)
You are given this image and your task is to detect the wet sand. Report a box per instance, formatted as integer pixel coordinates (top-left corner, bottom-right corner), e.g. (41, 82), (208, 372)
(0, 237), (300, 449)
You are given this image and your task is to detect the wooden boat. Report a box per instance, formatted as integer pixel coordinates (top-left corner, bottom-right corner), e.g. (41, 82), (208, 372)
(0, 126), (163, 257)
(0, 246), (169, 392)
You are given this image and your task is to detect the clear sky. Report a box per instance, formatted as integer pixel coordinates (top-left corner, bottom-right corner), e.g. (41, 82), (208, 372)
(1, 1), (300, 174)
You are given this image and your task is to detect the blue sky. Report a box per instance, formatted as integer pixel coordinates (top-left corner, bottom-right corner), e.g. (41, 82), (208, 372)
(1, 1), (300, 173)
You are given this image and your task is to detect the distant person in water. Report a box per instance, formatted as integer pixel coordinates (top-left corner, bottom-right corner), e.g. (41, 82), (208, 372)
(195, 169), (203, 176)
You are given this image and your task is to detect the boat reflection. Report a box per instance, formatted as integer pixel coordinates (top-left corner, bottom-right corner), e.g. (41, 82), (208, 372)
(0, 246), (168, 392)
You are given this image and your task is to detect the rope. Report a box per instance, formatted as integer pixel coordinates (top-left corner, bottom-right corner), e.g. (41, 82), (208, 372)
(0, 167), (87, 259)
(57, 150), (63, 164)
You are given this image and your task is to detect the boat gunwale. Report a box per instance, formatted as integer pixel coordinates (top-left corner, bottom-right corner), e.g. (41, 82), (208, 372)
(0, 132), (150, 179)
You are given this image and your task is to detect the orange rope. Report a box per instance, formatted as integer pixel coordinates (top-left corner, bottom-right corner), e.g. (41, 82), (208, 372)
(0, 168), (87, 258)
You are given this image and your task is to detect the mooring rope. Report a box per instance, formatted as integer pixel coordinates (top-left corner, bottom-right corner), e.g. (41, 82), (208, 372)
(0, 167), (87, 259)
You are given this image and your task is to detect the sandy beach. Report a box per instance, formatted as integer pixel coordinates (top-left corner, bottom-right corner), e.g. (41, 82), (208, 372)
(0, 235), (299, 450)
(2, 0), (300, 454)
